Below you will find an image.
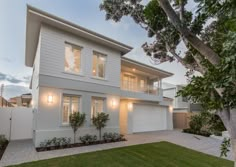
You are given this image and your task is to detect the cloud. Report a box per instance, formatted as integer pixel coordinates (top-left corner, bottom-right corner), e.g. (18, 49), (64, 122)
(1, 85), (31, 100)
(0, 72), (30, 84)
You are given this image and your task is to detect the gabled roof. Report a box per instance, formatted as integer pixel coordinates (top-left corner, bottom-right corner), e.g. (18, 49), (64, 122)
(25, 5), (133, 67)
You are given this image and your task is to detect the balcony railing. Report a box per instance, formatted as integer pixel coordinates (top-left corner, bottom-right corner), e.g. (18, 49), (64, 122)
(121, 80), (159, 95)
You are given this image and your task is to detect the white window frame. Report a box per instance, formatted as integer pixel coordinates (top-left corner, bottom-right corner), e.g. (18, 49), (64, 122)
(61, 95), (81, 125)
(91, 97), (105, 120)
(64, 42), (82, 74)
(92, 51), (107, 79)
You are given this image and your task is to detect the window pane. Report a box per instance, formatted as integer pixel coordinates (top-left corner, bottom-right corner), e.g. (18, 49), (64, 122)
(62, 95), (80, 124)
(98, 56), (105, 78)
(92, 55), (97, 76)
(63, 102), (70, 123)
(64, 44), (81, 73)
(71, 97), (79, 113)
(92, 52), (106, 78)
(91, 98), (104, 119)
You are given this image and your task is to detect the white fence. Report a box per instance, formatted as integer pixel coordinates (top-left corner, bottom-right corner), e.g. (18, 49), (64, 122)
(0, 108), (33, 140)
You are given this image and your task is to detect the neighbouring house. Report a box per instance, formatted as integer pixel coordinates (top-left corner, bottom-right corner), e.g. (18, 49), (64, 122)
(25, 6), (174, 147)
(9, 93), (32, 108)
(162, 82), (203, 129)
(0, 96), (13, 107)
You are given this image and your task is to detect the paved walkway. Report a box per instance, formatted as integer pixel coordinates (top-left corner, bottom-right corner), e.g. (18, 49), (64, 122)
(0, 130), (233, 166)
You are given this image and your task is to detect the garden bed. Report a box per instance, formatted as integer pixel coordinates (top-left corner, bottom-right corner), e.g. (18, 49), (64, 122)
(183, 128), (211, 137)
(0, 140), (8, 160)
(36, 138), (127, 152)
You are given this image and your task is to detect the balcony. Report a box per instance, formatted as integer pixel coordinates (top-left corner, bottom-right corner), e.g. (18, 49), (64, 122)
(121, 80), (159, 95)
(120, 57), (173, 102)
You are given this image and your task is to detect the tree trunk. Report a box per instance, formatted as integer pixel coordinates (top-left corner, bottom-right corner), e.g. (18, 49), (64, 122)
(74, 131), (76, 144)
(231, 138), (236, 167)
(218, 109), (236, 166)
(158, 0), (221, 66)
(99, 129), (102, 141)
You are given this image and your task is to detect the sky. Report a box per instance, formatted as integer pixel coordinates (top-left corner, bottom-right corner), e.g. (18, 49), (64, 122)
(0, 0), (196, 99)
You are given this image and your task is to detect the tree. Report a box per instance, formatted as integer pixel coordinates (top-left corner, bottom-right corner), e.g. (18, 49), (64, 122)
(92, 112), (109, 141)
(100, 0), (236, 165)
(69, 112), (86, 144)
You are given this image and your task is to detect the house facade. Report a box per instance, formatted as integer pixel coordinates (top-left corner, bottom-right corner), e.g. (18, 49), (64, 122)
(26, 6), (174, 147)
(162, 82), (203, 129)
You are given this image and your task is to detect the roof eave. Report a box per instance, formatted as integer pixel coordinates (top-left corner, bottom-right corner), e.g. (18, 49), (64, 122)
(25, 5), (133, 67)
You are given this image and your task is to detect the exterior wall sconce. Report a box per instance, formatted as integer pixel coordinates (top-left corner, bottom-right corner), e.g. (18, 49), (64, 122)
(128, 102), (133, 111)
(111, 99), (117, 108)
(169, 106), (173, 112)
(47, 95), (53, 104)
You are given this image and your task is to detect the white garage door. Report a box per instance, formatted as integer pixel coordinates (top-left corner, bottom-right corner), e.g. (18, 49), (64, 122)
(133, 104), (167, 133)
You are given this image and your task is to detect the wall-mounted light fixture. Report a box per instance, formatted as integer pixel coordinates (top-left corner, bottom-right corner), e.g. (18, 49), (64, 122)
(47, 95), (53, 104)
(132, 68), (136, 72)
(111, 99), (117, 108)
(169, 105), (173, 112)
(128, 102), (133, 111)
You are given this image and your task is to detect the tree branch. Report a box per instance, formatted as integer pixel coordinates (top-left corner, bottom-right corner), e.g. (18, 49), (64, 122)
(158, 0), (221, 66)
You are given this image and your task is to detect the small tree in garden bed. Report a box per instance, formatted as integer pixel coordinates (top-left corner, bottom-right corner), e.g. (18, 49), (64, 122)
(69, 112), (86, 144)
(92, 112), (109, 141)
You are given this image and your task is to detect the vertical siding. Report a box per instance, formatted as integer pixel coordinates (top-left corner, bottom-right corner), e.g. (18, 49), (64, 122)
(40, 25), (121, 88)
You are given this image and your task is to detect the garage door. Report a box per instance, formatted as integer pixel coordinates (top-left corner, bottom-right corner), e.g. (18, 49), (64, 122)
(132, 104), (167, 133)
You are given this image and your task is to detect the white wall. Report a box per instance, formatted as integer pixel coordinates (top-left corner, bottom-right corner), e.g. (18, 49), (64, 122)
(0, 108), (33, 140)
(39, 25), (121, 88)
(34, 86), (120, 147)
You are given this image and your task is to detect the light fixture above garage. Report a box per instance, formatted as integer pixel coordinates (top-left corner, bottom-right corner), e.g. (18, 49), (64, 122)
(128, 102), (133, 111)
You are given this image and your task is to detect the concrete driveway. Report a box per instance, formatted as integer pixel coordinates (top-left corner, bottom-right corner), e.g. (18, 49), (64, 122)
(0, 130), (233, 167)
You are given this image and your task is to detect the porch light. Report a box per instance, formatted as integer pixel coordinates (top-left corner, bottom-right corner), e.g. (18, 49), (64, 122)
(169, 106), (173, 112)
(111, 99), (117, 108)
(47, 95), (53, 104)
(132, 68), (136, 72)
(128, 102), (133, 111)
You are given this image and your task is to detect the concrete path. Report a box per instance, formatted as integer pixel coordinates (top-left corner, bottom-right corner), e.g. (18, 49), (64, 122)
(0, 130), (233, 166)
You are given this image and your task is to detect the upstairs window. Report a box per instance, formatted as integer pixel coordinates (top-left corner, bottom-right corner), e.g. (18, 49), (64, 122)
(92, 52), (106, 78)
(64, 43), (81, 74)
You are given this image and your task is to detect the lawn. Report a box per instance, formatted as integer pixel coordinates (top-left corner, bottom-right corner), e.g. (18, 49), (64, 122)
(10, 141), (233, 167)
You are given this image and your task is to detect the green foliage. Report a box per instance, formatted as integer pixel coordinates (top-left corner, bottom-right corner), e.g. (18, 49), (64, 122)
(189, 114), (203, 132)
(80, 134), (97, 145)
(103, 132), (124, 142)
(92, 112), (109, 140)
(69, 112), (86, 143)
(182, 128), (211, 137)
(220, 138), (231, 157)
(184, 111), (225, 136)
(208, 115), (226, 135)
(39, 137), (71, 149)
(0, 135), (8, 150)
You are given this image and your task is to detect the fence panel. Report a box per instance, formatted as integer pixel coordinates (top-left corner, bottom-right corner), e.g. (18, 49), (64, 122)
(0, 108), (33, 140)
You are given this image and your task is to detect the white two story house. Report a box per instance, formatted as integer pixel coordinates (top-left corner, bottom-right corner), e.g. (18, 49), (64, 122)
(25, 6), (174, 147)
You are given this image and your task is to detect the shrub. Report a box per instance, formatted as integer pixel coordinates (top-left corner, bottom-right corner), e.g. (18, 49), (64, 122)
(39, 137), (71, 149)
(183, 128), (211, 137)
(0, 135), (8, 150)
(92, 113), (109, 141)
(80, 134), (97, 145)
(69, 112), (86, 143)
(103, 133), (124, 142)
(208, 114), (226, 135)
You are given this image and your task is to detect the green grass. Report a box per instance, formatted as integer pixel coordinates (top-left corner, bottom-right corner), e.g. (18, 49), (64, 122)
(10, 142), (233, 167)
